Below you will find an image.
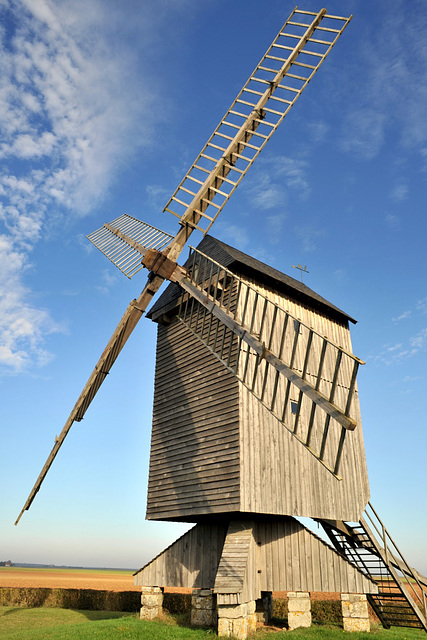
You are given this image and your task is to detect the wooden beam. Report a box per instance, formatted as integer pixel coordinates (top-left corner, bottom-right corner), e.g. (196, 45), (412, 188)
(181, 279), (357, 431)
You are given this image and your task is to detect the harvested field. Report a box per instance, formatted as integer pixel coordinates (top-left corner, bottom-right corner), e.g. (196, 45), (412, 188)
(0, 568), (340, 600)
(0, 567), (140, 592)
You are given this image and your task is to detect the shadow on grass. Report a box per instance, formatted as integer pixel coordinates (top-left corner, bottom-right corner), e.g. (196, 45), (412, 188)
(0, 606), (135, 621)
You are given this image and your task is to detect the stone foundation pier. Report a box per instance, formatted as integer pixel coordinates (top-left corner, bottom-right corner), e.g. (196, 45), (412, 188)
(191, 588), (216, 627)
(140, 586), (164, 620)
(217, 600), (257, 639)
(287, 591), (311, 630)
(341, 593), (370, 632)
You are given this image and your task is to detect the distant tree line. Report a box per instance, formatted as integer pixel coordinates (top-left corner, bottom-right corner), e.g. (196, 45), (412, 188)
(0, 560), (13, 566)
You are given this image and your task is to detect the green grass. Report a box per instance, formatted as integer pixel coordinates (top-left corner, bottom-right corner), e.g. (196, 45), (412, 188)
(0, 607), (212, 640)
(2, 607), (427, 640)
(258, 625), (426, 639)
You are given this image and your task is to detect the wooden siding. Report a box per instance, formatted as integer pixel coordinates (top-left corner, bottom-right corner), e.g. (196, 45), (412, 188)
(134, 523), (226, 588)
(146, 318), (241, 520)
(214, 521), (260, 604)
(237, 274), (370, 522)
(256, 517), (378, 594)
(134, 517), (378, 596)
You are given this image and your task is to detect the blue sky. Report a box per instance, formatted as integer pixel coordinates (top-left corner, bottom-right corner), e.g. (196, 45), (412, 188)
(1, 0), (426, 574)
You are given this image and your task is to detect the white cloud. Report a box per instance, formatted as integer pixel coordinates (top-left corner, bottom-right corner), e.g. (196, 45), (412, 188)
(0, 234), (62, 373)
(370, 299), (427, 365)
(246, 156), (310, 212)
(341, 109), (386, 160)
(390, 183), (408, 202)
(306, 120), (329, 144)
(333, 269), (348, 285)
(417, 297), (427, 315)
(295, 225), (326, 253)
(146, 184), (172, 211)
(0, 0), (163, 373)
(392, 310), (411, 322)
(385, 214), (400, 232)
(267, 214), (286, 245)
(215, 224), (249, 249)
(410, 328), (427, 351)
(340, 5), (427, 166)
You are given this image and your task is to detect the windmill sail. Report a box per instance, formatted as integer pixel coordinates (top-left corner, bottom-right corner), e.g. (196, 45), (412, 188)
(16, 6), (352, 523)
(87, 214), (174, 279)
(164, 7), (352, 234)
(14, 272), (165, 525)
(175, 246), (363, 477)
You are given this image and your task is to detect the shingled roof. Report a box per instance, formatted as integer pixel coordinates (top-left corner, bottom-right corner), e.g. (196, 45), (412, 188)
(147, 235), (356, 324)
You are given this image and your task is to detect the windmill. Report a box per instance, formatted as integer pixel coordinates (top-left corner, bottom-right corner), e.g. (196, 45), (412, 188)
(16, 7), (427, 637)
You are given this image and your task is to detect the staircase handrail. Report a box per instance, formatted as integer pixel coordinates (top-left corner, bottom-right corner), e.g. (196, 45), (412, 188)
(362, 502), (427, 621)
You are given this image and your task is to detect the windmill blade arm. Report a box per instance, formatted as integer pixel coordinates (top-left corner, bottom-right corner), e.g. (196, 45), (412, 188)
(180, 278), (356, 432)
(171, 246), (364, 477)
(15, 273), (164, 525)
(163, 7), (352, 235)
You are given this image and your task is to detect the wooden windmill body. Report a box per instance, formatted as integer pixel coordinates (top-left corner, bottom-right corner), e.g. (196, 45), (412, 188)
(17, 6), (427, 636)
(145, 234), (369, 524)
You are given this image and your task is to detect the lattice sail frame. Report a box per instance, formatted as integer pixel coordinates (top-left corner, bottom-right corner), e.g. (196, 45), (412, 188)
(163, 8), (351, 234)
(177, 247), (364, 477)
(87, 214), (173, 278)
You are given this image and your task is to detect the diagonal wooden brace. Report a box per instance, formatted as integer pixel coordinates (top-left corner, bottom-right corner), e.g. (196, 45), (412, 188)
(180, 278), (357, 432)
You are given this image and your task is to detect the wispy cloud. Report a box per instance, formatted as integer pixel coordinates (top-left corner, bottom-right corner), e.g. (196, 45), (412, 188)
(294, 225), (327, 253)
(371, 295), (427, 365)
(0, 0), (161, 373)
(392, 310), (411, 322)
(417, 297), (427, 315)
(390, 184), (408, 203)
(267, 214), (286, 245)
(0, 235), (61, 372)
(410, 327), (427, 351)
(340, 4), (427, 168)
(246, 155), (311, 212)
(385, 214), (400, 231)
(341, 109), (386, 160)
(215, 224), (249, 250)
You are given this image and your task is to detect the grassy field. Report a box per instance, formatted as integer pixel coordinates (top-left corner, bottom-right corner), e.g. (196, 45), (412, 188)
(1, 607), (427, 640)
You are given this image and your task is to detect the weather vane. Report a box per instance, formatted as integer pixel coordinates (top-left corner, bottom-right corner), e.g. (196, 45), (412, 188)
(292, 263), (309, 283)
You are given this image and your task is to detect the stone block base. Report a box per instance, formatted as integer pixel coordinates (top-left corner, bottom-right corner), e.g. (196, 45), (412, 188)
(218, 600), (257, 639)
(341, 594), (370, 632)
(140, 586), (163, 620)
(191, 589), (216, 627)
(288, 591), (311, 630)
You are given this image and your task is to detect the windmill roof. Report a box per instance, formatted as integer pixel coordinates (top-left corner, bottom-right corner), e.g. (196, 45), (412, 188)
(147, 235), (356, 324)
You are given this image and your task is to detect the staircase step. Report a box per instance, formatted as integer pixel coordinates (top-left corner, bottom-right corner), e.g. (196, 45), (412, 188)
(319, 509), (427, 633)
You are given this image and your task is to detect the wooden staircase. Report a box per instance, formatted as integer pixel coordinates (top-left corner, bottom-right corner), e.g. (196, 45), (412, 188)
(319, 502), (427, 631)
